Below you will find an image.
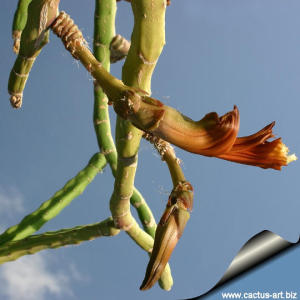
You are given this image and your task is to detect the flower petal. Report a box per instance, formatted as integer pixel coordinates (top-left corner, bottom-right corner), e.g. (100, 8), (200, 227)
(231, 122), (275, 151)
(217, 137), (297, 170)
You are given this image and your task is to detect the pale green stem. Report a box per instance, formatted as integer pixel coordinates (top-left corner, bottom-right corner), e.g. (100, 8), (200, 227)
(0, 218), (119, 264)
(93, 0), (157, 238)
(110, 0), (173, 290)
(143, 133), (186, 185)
(93, 0), (118, 173)
(0, 153), (106, 246)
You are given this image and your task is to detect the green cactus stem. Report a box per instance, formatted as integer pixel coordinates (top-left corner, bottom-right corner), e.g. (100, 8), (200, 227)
(92, 0), (157, 239)
(12, 0), (33, 53)
(111, 0), (172, 290)
(0, 153), (106, 246)
(8, 0), (60, 108)
(143, 133), (185, 186)
(51, 8), (173, 289)
(93, 0), (118, 173)
(0, 218), (119, 264)
(92, 0), (158, 247)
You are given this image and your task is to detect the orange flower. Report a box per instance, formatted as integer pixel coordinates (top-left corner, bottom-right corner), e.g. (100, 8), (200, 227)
(141, 101), (296, 170)
(130, 93), (296, 170)
(217, 122), (297, 170)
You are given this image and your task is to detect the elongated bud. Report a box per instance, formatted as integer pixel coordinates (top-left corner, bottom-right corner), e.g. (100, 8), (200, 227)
(8, 0), (60, 108)
(140, 181), (193, 291)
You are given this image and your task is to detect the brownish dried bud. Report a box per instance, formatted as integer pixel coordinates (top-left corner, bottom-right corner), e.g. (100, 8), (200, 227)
(51, 11), (85, 59)
(110, 34), (131, 63)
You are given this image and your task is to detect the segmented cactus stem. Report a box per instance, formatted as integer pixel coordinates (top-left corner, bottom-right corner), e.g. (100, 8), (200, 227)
(0, 153), (106, 245)
(92, 0), (158, 240)
(0, 218), (120, 264)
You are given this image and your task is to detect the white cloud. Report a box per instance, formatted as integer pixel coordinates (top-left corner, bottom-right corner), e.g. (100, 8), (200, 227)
(0, 186), (84, 299)
(68, 263), (88, 283)
(0, 253), (73, 300)
(0, 186), (25, 218)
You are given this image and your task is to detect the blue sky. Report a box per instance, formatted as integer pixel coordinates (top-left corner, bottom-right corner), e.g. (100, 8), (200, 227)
(1, 1), (300, 299)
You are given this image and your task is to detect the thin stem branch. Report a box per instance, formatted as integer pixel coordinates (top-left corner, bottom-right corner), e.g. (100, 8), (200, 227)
(0, 218), (119, 264)
(0, 153), (106, 246)
(110, 0), (173, 290)
(93, 0), (118, 173)
(92, 0), (158, 239)
(143, 133), (185, 185)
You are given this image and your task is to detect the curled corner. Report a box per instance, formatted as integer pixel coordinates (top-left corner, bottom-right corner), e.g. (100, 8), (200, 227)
(183, 230), (300, 300)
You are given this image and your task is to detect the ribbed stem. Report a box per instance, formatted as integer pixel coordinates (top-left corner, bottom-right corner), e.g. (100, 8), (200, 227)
(93, 0), (118, 173)
(0, 153), (106, 246)
(0, 218), (119, 264)
(93, 0), (158, 239)
(110, 0), (173, 291)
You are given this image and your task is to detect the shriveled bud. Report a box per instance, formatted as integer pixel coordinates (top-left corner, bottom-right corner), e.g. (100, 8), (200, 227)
(110, 34), (131, 63)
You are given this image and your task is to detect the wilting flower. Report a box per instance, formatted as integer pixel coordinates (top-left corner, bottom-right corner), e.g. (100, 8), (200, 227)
(216, 120), (297, 170)
(137, 100), (296, 170)
(189, 106), (297, 170)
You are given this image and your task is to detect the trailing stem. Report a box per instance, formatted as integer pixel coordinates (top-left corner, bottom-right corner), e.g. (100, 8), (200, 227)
(93, 0), (159, 241)
(111, 0), (173, 290)
(93, 0), (172, 289)
(0, 218), (119, 264)
(93, 0), (118, 173)
(0, 153), (106, 246)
